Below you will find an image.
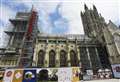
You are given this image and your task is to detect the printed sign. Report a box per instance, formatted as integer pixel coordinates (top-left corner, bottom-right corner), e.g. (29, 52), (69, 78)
(3, 69), (14, 82)
(22, 69), (36, 82)
(0, 71), (4, 82)
(37, 68), (58, 82)
(111, 64), (120, 78)
(1, 67), (85, 82)
(72, 67), (80, 82)
(12, 69), (23, 82)
(58, 68), (72, 82)
(86, 70), (93, 75)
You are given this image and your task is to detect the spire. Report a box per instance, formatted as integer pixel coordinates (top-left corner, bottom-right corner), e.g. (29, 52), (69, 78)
(93, 5), (97, 11)
(81, 11), (83, 16)
(84, 4), (88, 10)
(31, 5), (34, 11)
(31, 5), (36, 12)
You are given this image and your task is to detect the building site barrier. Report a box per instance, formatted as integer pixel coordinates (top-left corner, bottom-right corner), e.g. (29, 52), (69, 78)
(0, 67), (115, 82)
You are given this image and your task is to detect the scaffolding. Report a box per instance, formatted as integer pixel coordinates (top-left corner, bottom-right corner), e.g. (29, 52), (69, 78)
(18, 8), (38, 67)
(0, 7), (38, 68)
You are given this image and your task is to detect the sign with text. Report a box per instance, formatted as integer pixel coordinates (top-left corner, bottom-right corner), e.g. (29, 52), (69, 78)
(58, 68), (72, 82)
(12, 69), (23, 82)
(111, 64), (120, 78)
(0, 71), (4, 82)
(3, 69), (14, 82)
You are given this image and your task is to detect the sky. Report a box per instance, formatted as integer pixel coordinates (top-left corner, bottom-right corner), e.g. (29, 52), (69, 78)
(0, 0), (120, 47)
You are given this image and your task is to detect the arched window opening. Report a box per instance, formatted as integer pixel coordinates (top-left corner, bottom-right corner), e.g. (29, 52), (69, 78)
(70, 50), (78, 66)
(60, 50), (67, 67)
(114, 34), (120, 50)
(38, 50), (45, 67)
(49, 50), (56, 67)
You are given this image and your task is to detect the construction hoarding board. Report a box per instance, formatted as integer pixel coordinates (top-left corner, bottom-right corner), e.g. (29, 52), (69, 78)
(111, 64), (120, 78)
(12, 69), (23, 82)
(72, 67), (81, 82)
(0, 71), (5, 82)
(3, 69), (14, 82)
(2, 67), (83, 82)
(37, 68), (58, 82)
(58, 68), (72, 82)
(22, 69), (36, 82)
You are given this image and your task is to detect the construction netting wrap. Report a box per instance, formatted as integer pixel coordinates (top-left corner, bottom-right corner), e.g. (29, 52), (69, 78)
(0, 67), (113, 82)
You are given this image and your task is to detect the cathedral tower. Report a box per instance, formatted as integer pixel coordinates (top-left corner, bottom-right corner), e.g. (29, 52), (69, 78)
(81, 4), (106, 40)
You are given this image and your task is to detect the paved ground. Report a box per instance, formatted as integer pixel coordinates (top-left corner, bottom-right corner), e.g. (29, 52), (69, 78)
(83, 79), (120, 82)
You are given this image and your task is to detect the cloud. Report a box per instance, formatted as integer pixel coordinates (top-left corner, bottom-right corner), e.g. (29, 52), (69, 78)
(90, 0), (119, 25)
(0, 0), (119, 48)
(0, 4), (16, 27)
(118, 0), (120, 25)
(38, 9), (53, 33)
(0, 0), (119, 35)
(0, 3), (16, 48)
(60, 2), (84, 34)
(48, 3), (69, 34)
(60, 0), (119, 34)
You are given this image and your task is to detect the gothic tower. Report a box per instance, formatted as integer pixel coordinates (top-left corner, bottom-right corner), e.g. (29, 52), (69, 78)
(81, 4), (111, 69)
(81, 4), (106, 41)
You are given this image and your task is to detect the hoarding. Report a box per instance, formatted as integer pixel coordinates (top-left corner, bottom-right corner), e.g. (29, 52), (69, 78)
(2, 67), (113, 82)
(3, 69), (14, 82)
(0, 71), (4, 82)
(111, 64), (120, 78)
(58, 68), (72, 82)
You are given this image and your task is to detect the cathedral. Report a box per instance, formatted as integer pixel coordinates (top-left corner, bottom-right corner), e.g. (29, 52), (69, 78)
(0, 4), (120, 75)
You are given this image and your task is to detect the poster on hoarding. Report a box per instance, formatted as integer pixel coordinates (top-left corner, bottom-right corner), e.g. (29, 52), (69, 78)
(86, 70), (93, 75)
(3, 69), (14, 82)
(111, 64), (120, 78)
(37, 68), (58, 82)
(72, 67), (80, 82)
(22, 69), (36, 82)
(12, 69), (23, 82)
(0, 71), (4, 82)
(58, 68), (72, 82)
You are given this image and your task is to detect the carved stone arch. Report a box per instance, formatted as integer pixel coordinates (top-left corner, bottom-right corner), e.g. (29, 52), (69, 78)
(70, 50), (78, 66)
(113, 33), (120, 38)
(38, 50), (45, 67)
(113, 33), (120, 50)
(49, 50), (56, 67)
(60, 50), (67, 67)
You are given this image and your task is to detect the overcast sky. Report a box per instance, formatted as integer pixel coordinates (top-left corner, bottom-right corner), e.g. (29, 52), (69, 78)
(0, 0), (120, 47)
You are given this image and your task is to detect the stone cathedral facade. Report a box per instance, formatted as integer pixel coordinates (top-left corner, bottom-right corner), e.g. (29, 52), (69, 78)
(33, 33), (110, 71)
(0, 4), (120, 74)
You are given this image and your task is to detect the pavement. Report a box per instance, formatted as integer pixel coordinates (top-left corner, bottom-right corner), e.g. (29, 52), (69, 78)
(83, 79), (120, 82)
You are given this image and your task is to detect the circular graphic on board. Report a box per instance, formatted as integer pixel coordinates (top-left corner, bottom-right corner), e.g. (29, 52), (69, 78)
(24, 71), (35, 80)
(6, 71), (12, 77)
(15, 72), (22, 79)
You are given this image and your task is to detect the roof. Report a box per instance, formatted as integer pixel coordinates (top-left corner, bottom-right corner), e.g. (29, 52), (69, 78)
(38, 33), (91, 41)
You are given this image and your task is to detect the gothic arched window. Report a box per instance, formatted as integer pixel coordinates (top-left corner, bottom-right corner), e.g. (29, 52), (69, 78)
(70, 50), (78, 66)
(38, 50), (45, 67)
(49, 50), (56, 67)
(60, 50), (67, 67)
(114, 33), (120, 50)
